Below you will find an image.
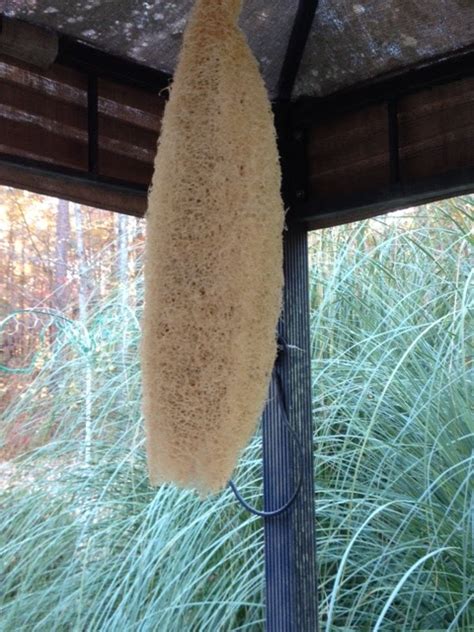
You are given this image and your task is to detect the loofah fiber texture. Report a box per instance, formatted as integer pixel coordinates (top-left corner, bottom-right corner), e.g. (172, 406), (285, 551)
(141, 0), (284, 494)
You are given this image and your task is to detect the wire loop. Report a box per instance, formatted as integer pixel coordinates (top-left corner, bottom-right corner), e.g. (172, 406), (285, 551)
(228, 337), (303, 518)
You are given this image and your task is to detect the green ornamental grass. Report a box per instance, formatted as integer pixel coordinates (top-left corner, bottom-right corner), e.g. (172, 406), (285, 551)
(0, 197), (472, 631)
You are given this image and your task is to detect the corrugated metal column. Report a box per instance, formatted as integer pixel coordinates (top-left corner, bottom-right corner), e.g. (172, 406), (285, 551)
(261, 0), (320, 611)
(262, 220), (318, 631)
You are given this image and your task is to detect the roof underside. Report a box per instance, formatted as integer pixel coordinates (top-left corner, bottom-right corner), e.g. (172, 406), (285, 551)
(2, 0), (473, 98)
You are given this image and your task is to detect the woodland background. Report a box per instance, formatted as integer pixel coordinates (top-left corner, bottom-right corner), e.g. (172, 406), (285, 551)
(1, 187), (143, 435)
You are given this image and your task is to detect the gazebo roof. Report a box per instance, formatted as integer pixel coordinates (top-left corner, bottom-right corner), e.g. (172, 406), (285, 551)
(2, 0), (473, 98)
(0, 1), (472, 226)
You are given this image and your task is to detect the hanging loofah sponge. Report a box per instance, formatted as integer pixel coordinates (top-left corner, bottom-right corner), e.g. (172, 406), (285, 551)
(141, 0), (284, 494)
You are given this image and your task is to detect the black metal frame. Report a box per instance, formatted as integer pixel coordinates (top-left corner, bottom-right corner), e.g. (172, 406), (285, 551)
(261, 3), (321, 631)
(276, 0), (320, 101)
(262, 223), (318, 631)
(263, 32), (474, 632)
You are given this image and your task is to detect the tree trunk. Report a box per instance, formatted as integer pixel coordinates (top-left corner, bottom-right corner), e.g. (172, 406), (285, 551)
(54, 199), (70, 314)
(73, 204), (92, 466)
(117, 213), (129, 307)
(4, 202), (16, 361)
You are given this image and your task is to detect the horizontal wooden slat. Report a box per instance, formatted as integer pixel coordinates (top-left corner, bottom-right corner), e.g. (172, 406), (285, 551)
(400, 127), (474, 180)
(308, 104), (387, 156)
(298, 168), (474, 230)
(0, 41), (472, 227)
(98, 112), (158, 170)
(0, 115), (87, 169)
(0, 55), (163, 186)
(98, 77), (164, 131)
(0, 80), (87, 131)
(0, 17), (58, 69)
(96, 77), (161, 184)
(99, 78), (164, 117)
(309, 160), (389, 199)
(99, 135), (155, 164)
(0, 54), (87, 103)
(399, 79), (474, 180)
(308, 104), (390, 203)
(0, 55), (88, 171)
(100, 115), (158, 153)
(99, 96), (162, 132)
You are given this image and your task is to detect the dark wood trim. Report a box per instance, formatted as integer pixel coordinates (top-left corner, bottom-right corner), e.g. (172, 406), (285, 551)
(0, 154), (146, 216)
(296, 168), (474, 230)
(0, 15), (58, 69)
(387, 99), (400, 187)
